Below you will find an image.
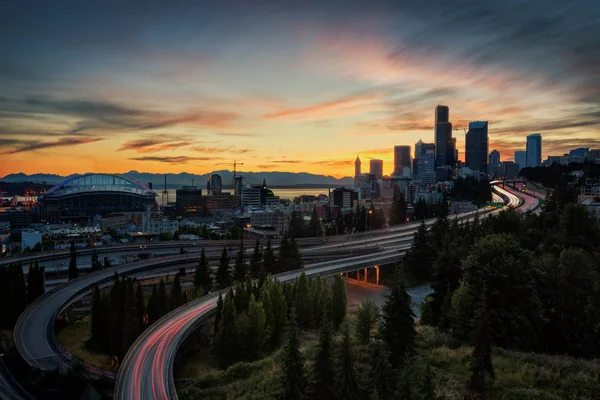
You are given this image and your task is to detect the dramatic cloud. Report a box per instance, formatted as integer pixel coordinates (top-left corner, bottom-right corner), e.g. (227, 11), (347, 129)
(312, 160), (353, 167)
(1, 1), (598, 175)
(119, 139), (191, 153)
(129, 156), (222, 164)
(262, 92), (384, 121)
(1, 137), (103, 155)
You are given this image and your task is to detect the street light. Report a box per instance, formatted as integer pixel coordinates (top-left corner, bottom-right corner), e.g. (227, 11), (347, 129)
(246, 223), (251, 241)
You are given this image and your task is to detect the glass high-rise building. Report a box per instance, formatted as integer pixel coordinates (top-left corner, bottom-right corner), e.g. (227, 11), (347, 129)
(514, 151), (527, 171)
(465, 121), (489, 174)
(488, 150), (500, 175)
(434, 105), (454, 169)
(414, 139), (435, 174)
(526, 133), (542, 168)
(369, 159), (383, 179)
(393, 145), (411, 177)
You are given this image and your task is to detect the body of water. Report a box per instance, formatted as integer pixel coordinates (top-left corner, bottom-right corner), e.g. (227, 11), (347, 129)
(157, 187), (333, 205)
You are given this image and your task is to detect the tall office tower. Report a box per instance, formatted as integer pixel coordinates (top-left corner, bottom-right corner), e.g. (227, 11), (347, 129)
(392, 145), (412, 176)
(526, 133), (542, 167)
(434, 105), (453, 169)
(450, 137), (457, 167)
(465, 121), (489, 174)
(414, 139), (435, 174)
(369, 159), (384, 179)
(489, 150), (501, 175)
(435, 105), (449, 124)
(416, 153), (435, 185)
(514, 151), (527, 171)
(354, 155), (361, 177)
(209, 174), (222, 195)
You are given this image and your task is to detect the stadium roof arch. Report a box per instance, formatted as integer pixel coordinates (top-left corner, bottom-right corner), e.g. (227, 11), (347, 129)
(42, 173), (156, 199)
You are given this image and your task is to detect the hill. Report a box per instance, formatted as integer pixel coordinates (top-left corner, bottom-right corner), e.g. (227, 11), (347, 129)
(0, 170), (354, 189)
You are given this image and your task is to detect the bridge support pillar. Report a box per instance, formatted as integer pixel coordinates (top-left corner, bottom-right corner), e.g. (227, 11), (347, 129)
(356, 269), (360, 281)
(364, 268), (368, 283)
(375, 266), (380, 286)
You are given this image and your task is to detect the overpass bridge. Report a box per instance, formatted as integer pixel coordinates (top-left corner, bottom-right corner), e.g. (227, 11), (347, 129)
(9, 185), (542, 400)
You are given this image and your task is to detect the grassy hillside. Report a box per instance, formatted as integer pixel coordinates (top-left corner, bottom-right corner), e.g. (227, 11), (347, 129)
(177, 325), (600, 400)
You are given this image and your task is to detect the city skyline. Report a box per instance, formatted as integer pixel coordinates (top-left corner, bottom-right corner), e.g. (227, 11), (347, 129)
(2, 1), (599, 178)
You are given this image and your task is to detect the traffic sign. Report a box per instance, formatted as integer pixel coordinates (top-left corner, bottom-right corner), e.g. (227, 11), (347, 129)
(111, 356), (119, 369)
(143, 314), (148, 325)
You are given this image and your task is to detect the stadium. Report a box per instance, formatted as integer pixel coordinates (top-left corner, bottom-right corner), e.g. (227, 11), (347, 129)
(39, 173), (157, 223)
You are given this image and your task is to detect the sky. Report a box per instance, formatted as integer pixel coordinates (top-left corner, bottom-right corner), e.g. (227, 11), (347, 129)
(1, 0), (599, 178)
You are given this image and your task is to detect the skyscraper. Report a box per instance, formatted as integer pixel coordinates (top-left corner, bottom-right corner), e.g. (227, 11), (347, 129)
(414, 139), (435, 175)
(393, 145), (411, 177)
(465, 121), (489, 174)
(354, 155), (361, 177)
(526, 133), (542, 168)
(435, 105), (449, 124)
(488, 150), (500, 175)
(514, 151), (527, 171)
(434, 105), (454, 169)
(369, 159), (383, 179)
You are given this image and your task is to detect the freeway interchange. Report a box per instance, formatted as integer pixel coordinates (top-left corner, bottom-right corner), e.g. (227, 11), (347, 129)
(10, 184), (538, 400)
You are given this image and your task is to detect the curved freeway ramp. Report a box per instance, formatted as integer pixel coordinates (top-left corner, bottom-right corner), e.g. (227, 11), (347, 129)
(114, 207), (515, 400)
(114, 249), (406, 400)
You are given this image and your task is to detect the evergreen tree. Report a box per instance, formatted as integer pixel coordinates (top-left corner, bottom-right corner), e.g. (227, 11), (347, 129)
(278, 234), (290, 272)
(136, 282), (146, 331)
(330, 275), (347, 329)
(380, 271), (416, 368)
(281, 309), (306, 400)
(8, 263), (27, 326)
(216, 247), (231, 289)
(104, 257), (112, 269)
(336, 325), (359, 400)
(215, 294), (239, 368)
(91, 249), (101, 272)
(109, 277), (125, 358)
(287, 235), (303, 271)
(269, 280), (288, 347)
(147, 286), (161, 326)
(461, 234), (540, 350)
(27, 262), (45, 303)
(308, 207), (320, 237)
(391, 194), (407, 225)
(245, 294), (267, 361)
(194, 248), (212, 295)
(214, 293), (224, 334)
(158, 279), (168, 317)
(68, 241), (79, 280)
(355, 299), (379, 343)
(295, 273), (311, 328)
(368, 341), (395, 400)
(233, 237), (247, 282)
(121, 279), (140, 357)
(263, 238), (277, 274)
(171, 275), (183, 310)
(404, 220), (435, 282)
(233, 281), (248, 314)
(90, 286), (103, 349)
(466, 300), (494, 398)
(312, 308), (336, 400)
(250, 239), (262, 278)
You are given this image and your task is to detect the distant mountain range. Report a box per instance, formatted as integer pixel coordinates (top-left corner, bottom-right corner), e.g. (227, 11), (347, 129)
(0, 170), (354, 189)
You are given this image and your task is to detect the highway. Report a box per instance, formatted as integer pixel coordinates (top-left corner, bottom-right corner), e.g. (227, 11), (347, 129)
(9, 186), (541, 400)
(113, 206), (515, 400)
(13, 218), (442, 378)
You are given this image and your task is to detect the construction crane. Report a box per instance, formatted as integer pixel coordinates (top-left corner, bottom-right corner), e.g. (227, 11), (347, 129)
(216, 160), (244, 194)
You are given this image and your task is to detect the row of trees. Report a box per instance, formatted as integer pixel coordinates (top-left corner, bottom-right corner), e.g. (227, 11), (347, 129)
(192, 234), (304, 295)
(89, 274), (187, 360)
(213, 274), (347, 368)
(415, 199), (600, 359)
(0, 262), (45, 328)
(280, 270), (434, 400)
